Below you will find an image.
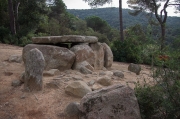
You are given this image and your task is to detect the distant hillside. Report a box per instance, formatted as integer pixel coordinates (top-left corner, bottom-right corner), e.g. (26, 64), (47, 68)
(67, 8), (180, 42)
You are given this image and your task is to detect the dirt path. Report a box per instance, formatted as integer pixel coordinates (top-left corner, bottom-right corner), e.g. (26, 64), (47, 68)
(0, 43), (153, 119)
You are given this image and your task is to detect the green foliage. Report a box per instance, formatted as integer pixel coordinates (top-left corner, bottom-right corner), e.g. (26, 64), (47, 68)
(135, 51), (180, 119)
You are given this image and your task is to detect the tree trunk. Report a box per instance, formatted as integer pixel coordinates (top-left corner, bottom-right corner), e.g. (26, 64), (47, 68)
(15, 2), (20, 32)
(160, 23), (166, 51)
(119, 0), (124, 41)
(8, 0), (16, 35)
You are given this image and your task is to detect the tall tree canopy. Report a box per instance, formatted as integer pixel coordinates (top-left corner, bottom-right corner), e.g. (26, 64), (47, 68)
(127, 0), (180, 51)
(83, 0), (124, 41)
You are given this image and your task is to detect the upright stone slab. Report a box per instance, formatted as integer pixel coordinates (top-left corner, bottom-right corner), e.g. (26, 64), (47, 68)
(102, 43), (113, 68)
(24, 48), (45, 91)
(23, 44), (75, 71)
(70, 44), (95, 69)
(90, 42), (104, 70)
(79, 84), (141, 119)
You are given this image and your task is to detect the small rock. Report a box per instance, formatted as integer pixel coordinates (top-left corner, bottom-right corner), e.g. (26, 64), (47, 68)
(87, 80), (95, 86)
(43, 69), (59, 76)
(12, 80), (22, 87)
(128, 63), (141, 75)
(64, 102), (80, 118)
(80, 67), (92, 74)
(97, 76), (112, 86)
(72, 75), (83, 81)
(20, 95), (26, 99)
(65, 81), (92, 98)
(4, 71), (13, 76)
(112, 70), (124, 78)
(20, 71), (25, 83)
(91, 83), (103, 91)
(46, 81), (60, 89)
(8, 55), (22, 63)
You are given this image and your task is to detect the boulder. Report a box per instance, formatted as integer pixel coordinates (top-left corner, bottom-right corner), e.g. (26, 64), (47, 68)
(65, 81), (92, 98)
(64, 102), (80, 119)
(99, 71), (113, 77)
(24, 48), (45, 91)
(102, 43), (113, 68)
(32, 35), (98, 44)
(79, 84), (141, 119)
(8, 55), (22, 63)
(23, 44), (75, 71)
(90, 42), (104, 70)
(70, 44), (95, 68)
(97, 76), (112, 86)
(128, 63), (141, 75)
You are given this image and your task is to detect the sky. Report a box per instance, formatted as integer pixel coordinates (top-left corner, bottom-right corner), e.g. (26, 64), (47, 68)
(63, 0), (180, 17)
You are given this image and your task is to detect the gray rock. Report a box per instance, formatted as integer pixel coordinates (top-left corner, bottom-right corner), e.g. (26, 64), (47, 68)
(102, 43), (113, 68)
(12, 80), (22, 87)
(87, 80), (95, 86)
(79, 84), (141, 119)
(90, 42), (104, 70)
(24, 48), (45, 91)
(43, 69), (59, 76)
(72, 75), (83, 81)
(128, 63), (141, 75)
(97, 76), (112, 86)
(113, 70), (124, 78)
(73, 61), (94, 71)
(23, 44), (75, 71)
(65, 81), (92, 98)
(8, 55), (22, 63)
(32, 35), (98, 44)
(80, 67), (92, 74)
(70, 44), (95, 68)
(19, 71), (25, 83)
(64, 102), (80, 119)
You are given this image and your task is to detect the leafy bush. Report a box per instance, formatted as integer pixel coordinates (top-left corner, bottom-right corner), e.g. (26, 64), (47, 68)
(135, 53), (180, 119)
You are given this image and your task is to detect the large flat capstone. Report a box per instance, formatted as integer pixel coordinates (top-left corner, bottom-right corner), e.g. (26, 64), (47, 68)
(32, 35), (98, 44)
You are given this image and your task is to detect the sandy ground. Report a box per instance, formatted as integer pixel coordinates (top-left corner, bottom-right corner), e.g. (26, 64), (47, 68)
(0, 43), (153, 119)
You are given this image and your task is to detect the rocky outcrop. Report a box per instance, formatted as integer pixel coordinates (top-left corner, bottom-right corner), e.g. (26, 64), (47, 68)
(79, 84), (141, 119)
(23, 44), (75, 71)
(102, 43), (113, 68)
(65, 81), (92, 98)
(24, 48), (45, 91)
(128, 63), (141, 75)
(32, 35), (98, 44)
(90, 42), (104, 70)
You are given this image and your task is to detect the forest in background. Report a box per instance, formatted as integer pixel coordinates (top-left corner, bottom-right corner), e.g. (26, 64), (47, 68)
(68, 8), (180, 43)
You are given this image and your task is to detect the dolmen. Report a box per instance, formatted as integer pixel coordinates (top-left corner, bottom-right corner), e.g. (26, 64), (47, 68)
(22, 35), (113, 91)
(23, 35), (113, 71)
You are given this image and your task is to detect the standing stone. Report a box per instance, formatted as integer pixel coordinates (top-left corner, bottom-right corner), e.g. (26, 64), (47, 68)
(128, 63), (141, 75)
(79, 84), (141, 119)
(24, 48), (45, 91)
(90, 42), (104, 70)
(70, 44), (95, 68)
(102, 43), (113, 68)
(23, 44), (75, 71)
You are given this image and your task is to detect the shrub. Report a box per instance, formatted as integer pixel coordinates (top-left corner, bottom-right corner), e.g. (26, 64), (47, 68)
(135, 53), (180, 119)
